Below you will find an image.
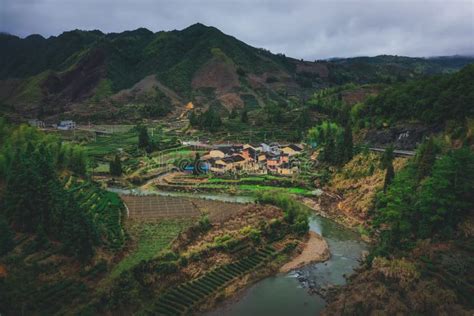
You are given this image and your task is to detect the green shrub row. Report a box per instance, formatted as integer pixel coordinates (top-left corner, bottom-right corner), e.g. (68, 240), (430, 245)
(151, 246), (275, 315)
(68, 179), (126, 250)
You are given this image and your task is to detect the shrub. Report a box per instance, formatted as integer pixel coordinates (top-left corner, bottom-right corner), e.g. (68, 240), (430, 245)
(256, 191), (310, 235)
(239, 225), (261, 243)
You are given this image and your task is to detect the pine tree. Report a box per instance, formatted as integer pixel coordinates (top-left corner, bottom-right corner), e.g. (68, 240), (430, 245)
(189, 111), (199, 127)
(0, 214), (14, 256)
(4, 145), (40, 232)
(137, 125), (150, 150)
(381, 146), (395, 193)
(375, 165), (418, 250)
(229, 108), (237, 119)
(417, 147), (474, 238)
(110, 154), (122, 177)
(415, 137), (438, 181)
(240, 110), (249, 123)
(343, 121), (353, 163)
(62, 192), (98, 262)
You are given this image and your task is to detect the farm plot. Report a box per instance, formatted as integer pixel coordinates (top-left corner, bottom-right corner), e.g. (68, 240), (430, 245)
(121, 195), (201, 220)
(151, 246), (276, 315)
(191, 199), (246, 223)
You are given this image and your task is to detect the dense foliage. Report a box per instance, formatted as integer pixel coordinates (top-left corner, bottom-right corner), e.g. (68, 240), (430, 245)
(0, 124), (96, 260)
(0, 121), (125, 260)
(109, 154), (122, 176)
(256, 191), (309, 236)
(1, 26), (472, 125)
(374, 145), (474, 254)
(354, 64), (474, 127)
(189, 108), (222, 132)
(307, 118), (353, 165)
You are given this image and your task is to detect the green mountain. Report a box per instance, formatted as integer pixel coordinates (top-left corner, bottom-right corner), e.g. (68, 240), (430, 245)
(0, 23), (473, 122)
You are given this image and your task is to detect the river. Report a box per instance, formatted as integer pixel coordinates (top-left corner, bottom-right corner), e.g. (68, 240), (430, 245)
(205, 214), (367, 316)
(109, 187), (368, 315)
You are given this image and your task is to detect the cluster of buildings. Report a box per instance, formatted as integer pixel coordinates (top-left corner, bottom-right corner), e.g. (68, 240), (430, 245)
(201, 143), (304, 175)
(28, 119), (76, 130)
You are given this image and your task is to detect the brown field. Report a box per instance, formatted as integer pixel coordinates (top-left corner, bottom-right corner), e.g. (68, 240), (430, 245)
(121, 195), (201, 220)
(191, 199), (247, 223)
(120, 195), (246, 222)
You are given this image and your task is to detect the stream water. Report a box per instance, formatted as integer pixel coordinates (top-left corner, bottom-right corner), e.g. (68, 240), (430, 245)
(205, 214), (367, 316)
(109, 187), (368, 315)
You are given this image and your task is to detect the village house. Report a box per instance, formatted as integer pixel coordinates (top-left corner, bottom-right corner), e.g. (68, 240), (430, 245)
(242, 146), (258, 162)
(57, 120), (76, 130)
(281, 144), (303, 156)
(265, 153), (280, 171)
(204, 142), (303, 175)
(243, 143), (262, 152)
(212, 154), (246, 173)
(28, 119), (45, 128)
(208, 145), (243, 159)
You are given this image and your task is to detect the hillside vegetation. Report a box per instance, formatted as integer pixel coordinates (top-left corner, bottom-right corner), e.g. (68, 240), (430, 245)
(1, 24), (472, 124)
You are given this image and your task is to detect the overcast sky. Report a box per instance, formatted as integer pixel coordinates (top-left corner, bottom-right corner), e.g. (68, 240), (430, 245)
(1, 0), (473, 59)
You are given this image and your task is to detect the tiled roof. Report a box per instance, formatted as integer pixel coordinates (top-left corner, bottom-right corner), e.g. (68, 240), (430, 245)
(287, 144), (303, 151)
(222, 155), (245, 164)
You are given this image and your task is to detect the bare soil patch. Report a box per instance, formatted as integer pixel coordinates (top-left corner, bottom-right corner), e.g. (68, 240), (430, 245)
(279, 231), (330, 273)
(121, 195), (200, 219)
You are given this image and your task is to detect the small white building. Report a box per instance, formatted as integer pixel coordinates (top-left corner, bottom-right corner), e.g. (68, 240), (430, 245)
(57, 120), (76, 130)
(28, 119), (45, 128)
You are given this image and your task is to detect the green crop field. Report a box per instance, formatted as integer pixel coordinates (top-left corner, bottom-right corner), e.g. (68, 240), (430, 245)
(151, 246), (276, 315)
(196, 183), (312, 196)
(84, 131), (139, 157)
(108, 220), (192, 280)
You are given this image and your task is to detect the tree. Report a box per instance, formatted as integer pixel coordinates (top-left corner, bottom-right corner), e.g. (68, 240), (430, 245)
(374, 165), (418, 251)
(381, 146), (395, 193)
(137, 125), (150, 150)
(0, 214), (14, 256)
(110, 154), (122, 177)
(415, 137), (439, 181)
(67, 147), (87, 176)
(374, 147), (474, 253)
(343, 120), (353, 163)
(193, 152), (200, 175)
(201, 108), (222, 132)
(308, 121), (349, 165)
(4, 145), (41, 232)
(89, 159), (98, 176)
(61, 193), (98, 262)
(228, 108), (238, 119)
(240, 109), (249, 123)
(417, 147), (474, 238)
(189, 111), (199, 127)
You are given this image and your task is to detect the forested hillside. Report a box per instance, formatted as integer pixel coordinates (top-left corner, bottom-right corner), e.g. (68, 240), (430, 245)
(0, 120), (127, 314)
(322, 139), (474, 315)
(1, 24), (472, 123)
(355, 64), (474, 126)
(304, 64), (474, 149)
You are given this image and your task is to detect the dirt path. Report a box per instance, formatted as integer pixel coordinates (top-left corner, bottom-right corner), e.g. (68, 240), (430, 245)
(279, 231), (330, 273)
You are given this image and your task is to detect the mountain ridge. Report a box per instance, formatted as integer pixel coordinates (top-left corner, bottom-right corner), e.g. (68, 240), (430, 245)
(1, 23), (473, 122)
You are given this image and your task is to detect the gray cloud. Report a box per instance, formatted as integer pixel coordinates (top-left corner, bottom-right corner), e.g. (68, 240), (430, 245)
(1, 0), (473, 59)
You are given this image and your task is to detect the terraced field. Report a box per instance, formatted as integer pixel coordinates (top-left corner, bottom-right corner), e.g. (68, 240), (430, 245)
(121, 195), (201, 219)
(67, 178), (126, 249)
(151, 246), (276, 315)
